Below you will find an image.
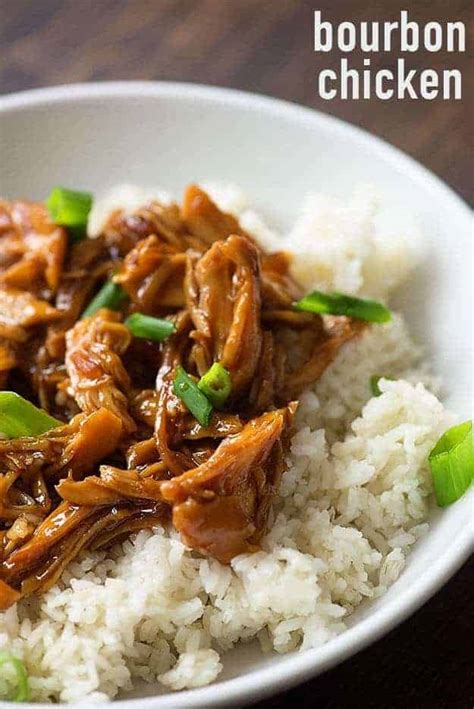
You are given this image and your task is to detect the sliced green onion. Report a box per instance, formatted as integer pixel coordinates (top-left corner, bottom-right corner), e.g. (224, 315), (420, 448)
(81, 281), (127, 319)
(294, 291), (391, 323)
(125, 313), (175, 342)
(0, 651), (30, 702)
(0, 392), (61, 439)
(198, 363), (232, 409)
(429, 421), (474, 507)
(46, 186), (93, 241)
(173, 366), (213, 427)
(370, 375), (395, 397)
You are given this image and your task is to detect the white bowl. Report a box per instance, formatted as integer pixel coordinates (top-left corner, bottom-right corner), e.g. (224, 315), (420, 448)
(0, 82), (472, 708)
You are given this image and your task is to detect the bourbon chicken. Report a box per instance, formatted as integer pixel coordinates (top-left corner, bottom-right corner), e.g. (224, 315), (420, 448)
(0, 184), (364, 609)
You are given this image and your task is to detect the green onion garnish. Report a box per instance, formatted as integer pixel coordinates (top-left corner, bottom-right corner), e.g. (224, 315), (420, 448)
(429, 421), (474, 507)
(81, 281), (127, 319)
(370, 375), (395, 397)
(173, 366), (213, 427)
(294, 291), (391, 323)
(46, 186), (93, 241)
(125, 313), (175, 342)
(198, 363), (232, 409)
(0, 651), (30, 702)
(0, 392), (61, 439)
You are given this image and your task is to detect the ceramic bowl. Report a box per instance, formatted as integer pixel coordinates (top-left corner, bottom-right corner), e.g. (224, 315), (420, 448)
(0, 82), (472, 708)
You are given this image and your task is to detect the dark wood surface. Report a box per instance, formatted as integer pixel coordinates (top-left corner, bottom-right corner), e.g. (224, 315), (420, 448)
(1, 0), (472, 203)
(1, 1), (472, 707)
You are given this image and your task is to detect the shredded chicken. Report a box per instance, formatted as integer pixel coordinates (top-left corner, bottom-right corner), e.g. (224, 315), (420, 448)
(65, 309), (136, 433)
(57, 466), (167, 506)
(160, 406), (296, 562)
(0, 409), (122, 526)
(185, 235), (262, 396)
(0, 186), (366, 606)
(182, 184), (250, 245)
(102, 199), (204, 254)
(114, 236), (186, 312)
(0, 286), (62, 385)
(1, 501), (165, 597)
(284, 315), (366, 398)
(0, 343), (16, 388)
(0, 200), (67, 296)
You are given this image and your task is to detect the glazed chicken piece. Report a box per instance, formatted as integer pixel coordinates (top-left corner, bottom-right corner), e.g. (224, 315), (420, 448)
(0, 289), (59, 373)
(175, 412), (243, 441)
(0, 342), (16, 388)
(131, 387), (243, 439)
(25, 235), (115, 413)
(108, 185), (257, 315)
(36, 235), (114, 390)
(0, 403), (164, 610)
(0, 200), (67, 297)
(0, 466), (49, 526)
(52, 236), (113, 333)
(2, 502), (94, 572)
(185, 234), (263, 396)
(0, 408), (123, 575)
(57, 465), (168, 507)
(0, 577), (20, 610)
(248, 330), (286, 413)
(154, 311), (197, 477)
(0, 408), (122, 486)
(182, 187), (303, 310)
(1, 499), (166, 601)
(102, 200), (204, 255)
(182, 184), (250, 245)
(0, 286), (62, 385)
(101, 184), (253, 260)
(114, 235), (187, 312)
(0, 286), (61, 333)
(64, 309), (136, 434)
(283, 315), (367, 398)
(260, 251), (303, 310)
(0, 408), (131, 603)
(160, 405), (296, 563)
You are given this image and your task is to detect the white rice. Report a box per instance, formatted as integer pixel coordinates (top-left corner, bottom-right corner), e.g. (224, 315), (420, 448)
(286, 186), (420, 301)
(0, 185), (455, 703)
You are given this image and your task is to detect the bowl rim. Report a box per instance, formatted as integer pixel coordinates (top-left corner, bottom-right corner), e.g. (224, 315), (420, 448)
(0, 81), (472, 708)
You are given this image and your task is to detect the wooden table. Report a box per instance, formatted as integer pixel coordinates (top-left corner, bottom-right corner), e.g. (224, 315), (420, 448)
(1, 0), (472, 203)
(1, 1), (472, 706)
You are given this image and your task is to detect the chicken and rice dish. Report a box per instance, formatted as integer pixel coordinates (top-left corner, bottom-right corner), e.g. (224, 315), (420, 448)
(0, 183), (470, 702)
